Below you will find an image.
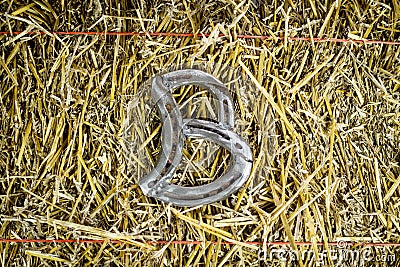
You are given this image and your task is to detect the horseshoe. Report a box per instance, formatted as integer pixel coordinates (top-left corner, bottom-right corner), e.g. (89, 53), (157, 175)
(138, 69), (253, 207)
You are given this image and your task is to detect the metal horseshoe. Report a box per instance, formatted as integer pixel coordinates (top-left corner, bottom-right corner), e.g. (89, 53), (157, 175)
(138, 69), (253, 207)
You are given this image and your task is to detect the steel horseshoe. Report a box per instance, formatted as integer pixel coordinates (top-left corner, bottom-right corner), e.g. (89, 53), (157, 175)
(138, 69), (253, 207)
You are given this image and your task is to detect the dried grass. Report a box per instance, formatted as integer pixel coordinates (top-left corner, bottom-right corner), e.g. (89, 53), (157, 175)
(0, 0), (399, 266)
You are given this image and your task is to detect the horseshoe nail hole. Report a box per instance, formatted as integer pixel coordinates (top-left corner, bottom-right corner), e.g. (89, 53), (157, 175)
(235, 143), (243, 149)
(165, 103), (172, 113)
(223, 99), (228, 105)
(148, 181), (156, 188)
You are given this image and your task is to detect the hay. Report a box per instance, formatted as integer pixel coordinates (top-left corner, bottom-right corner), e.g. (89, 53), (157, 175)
(0, 0), (399, 266)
